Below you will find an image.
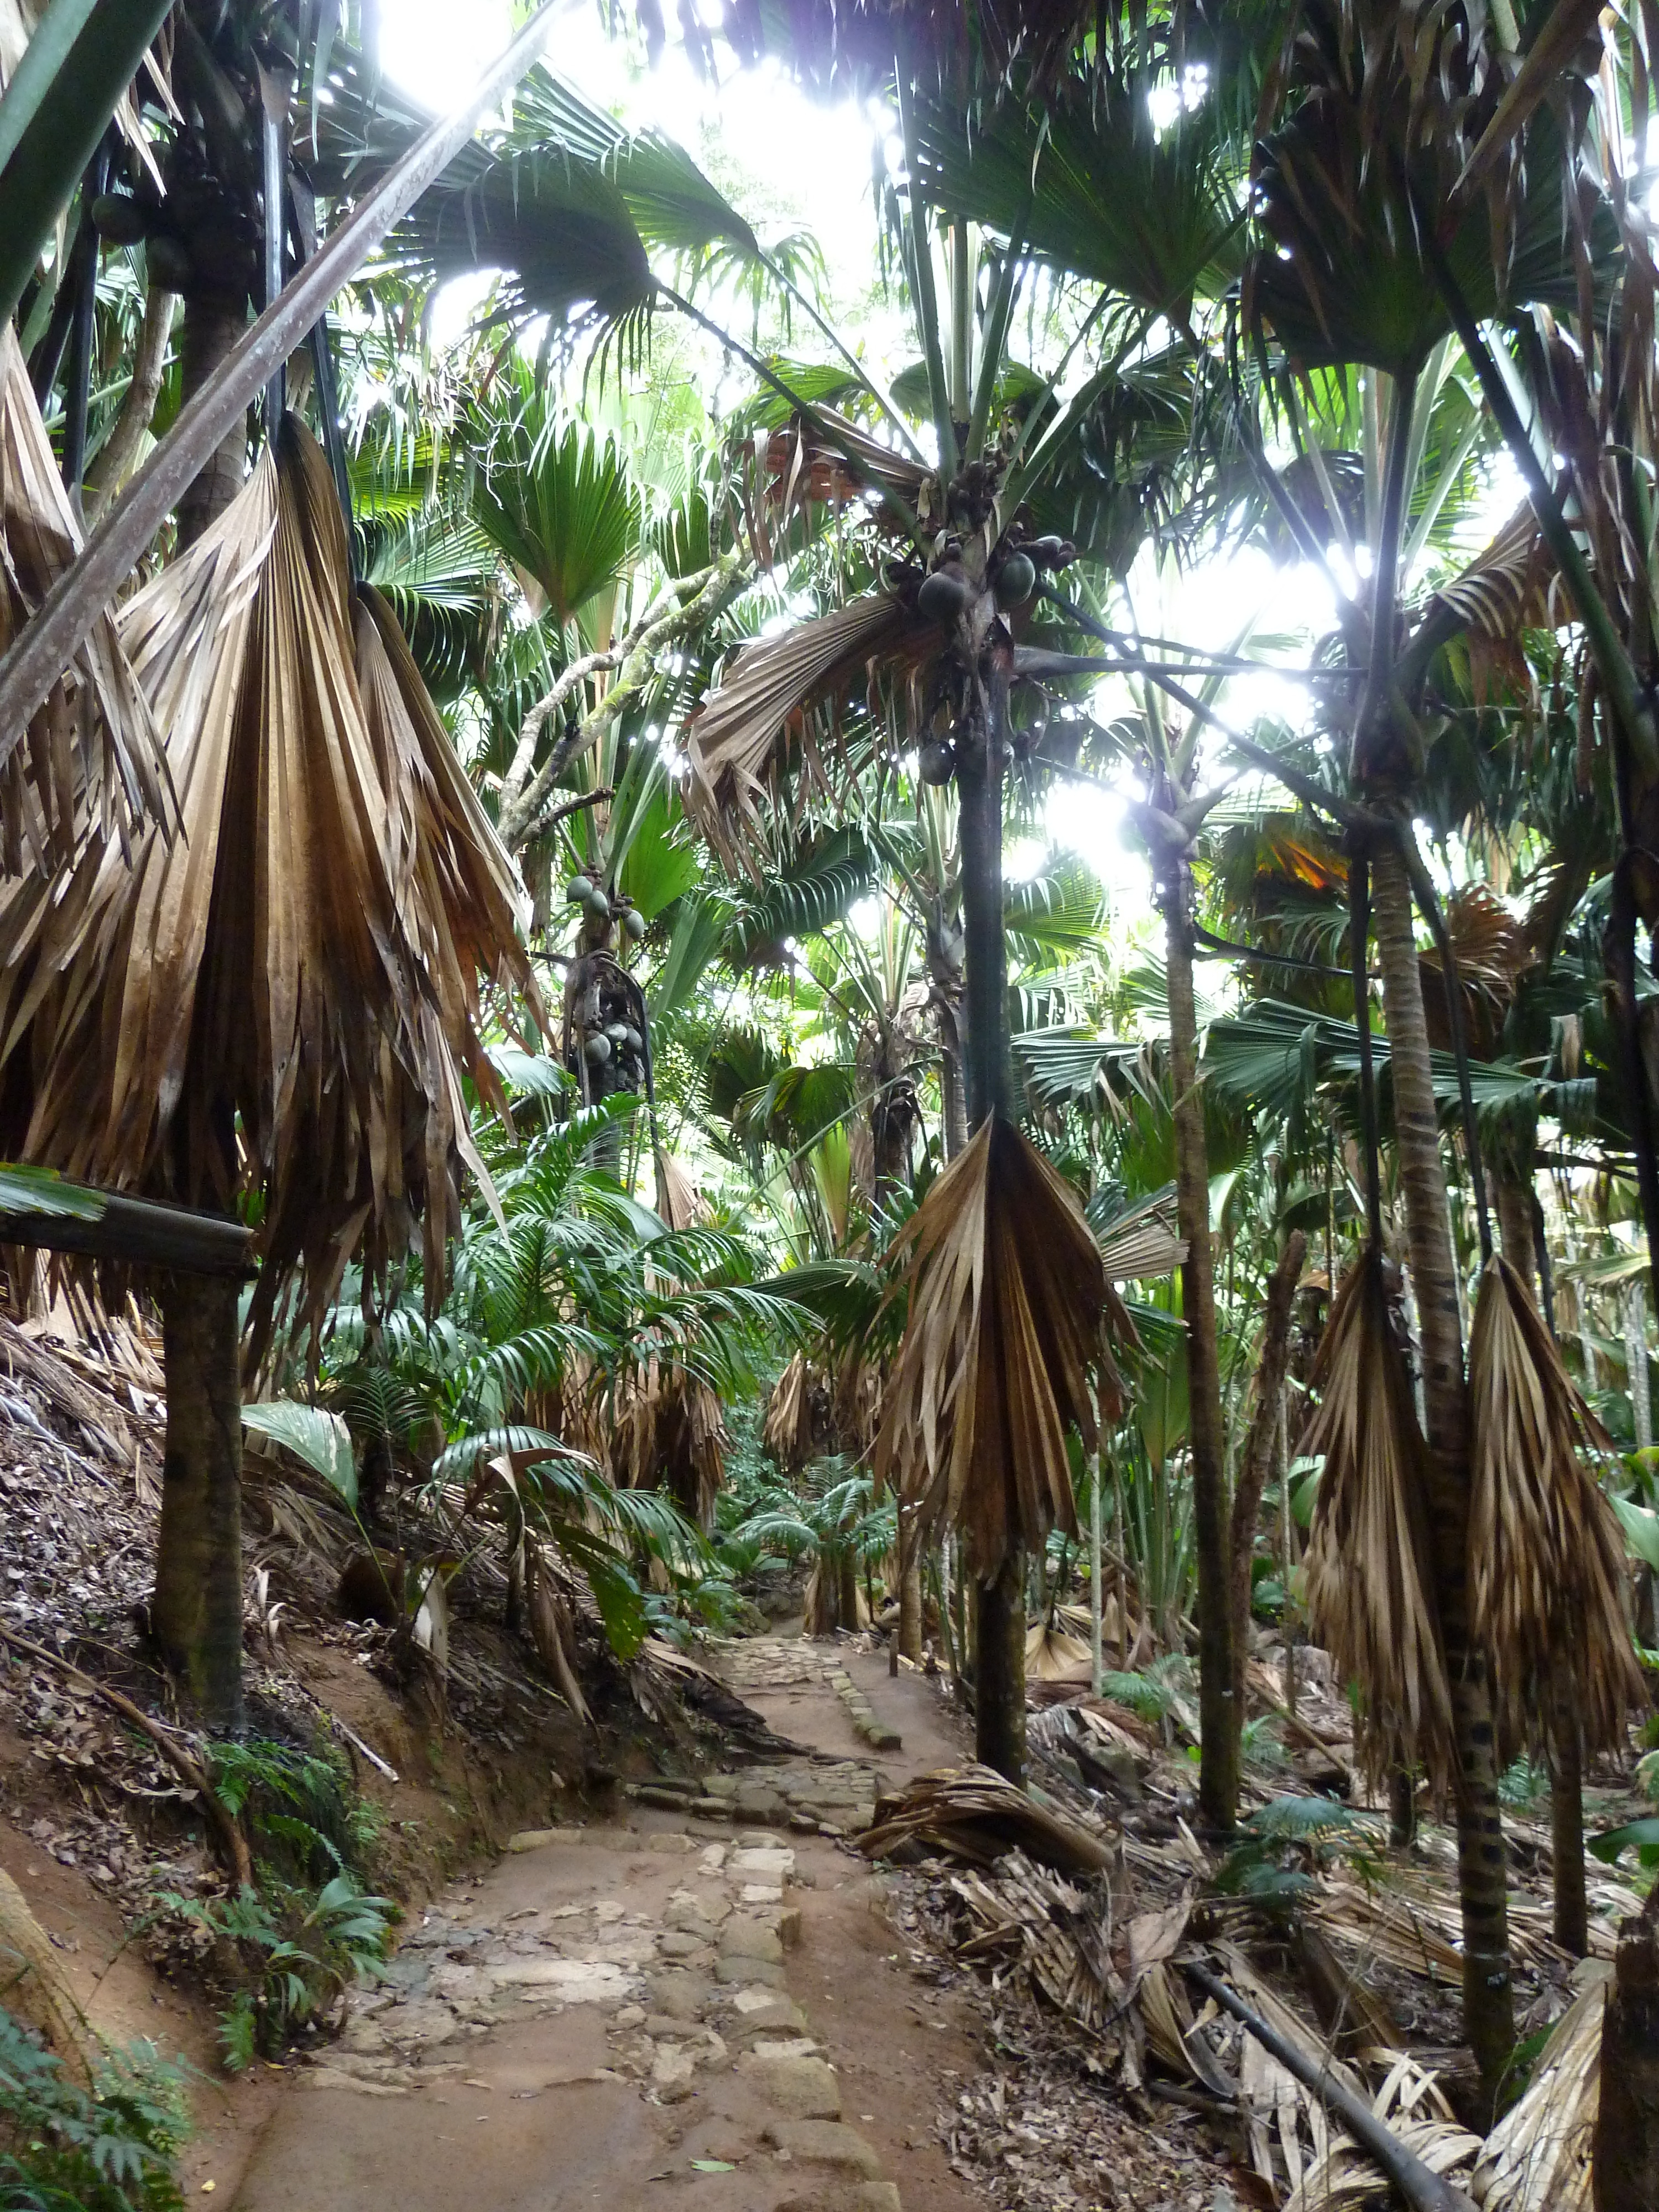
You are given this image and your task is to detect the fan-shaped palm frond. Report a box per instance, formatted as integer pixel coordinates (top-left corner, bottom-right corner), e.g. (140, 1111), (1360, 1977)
(0, 417), (541, 1350)
(0, 327), (173, 874)
(910, 77), (1241, 316)
(685, 593), (926, 867)
(722, 822), (881, 962)
(468, 368), (640, 629)
(1245, 20), (1614, 375)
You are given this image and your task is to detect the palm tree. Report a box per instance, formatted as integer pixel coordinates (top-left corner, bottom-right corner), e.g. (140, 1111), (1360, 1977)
(1212, 0), (1648, 2088)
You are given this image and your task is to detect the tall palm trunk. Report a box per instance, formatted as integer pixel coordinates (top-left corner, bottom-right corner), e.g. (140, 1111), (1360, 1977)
(1371, 837), (1514, 2085)
(958, 679), (1025, 1782)
(1495, 1157), (1588, 1954)
(1159, 854), (1237, 1832)
(150, 285), (249, 1734)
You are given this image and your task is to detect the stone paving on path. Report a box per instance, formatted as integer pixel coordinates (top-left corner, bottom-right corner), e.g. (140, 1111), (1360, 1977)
(227, 1637), (942, 2212)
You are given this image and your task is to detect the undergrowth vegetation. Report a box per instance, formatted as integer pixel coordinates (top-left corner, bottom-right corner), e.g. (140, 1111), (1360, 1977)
(0, 2017), (189, 2212)
(148, 1739), (394, 2071)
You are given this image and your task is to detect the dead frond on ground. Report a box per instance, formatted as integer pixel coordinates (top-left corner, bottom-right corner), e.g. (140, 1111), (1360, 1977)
(1472, 1975), (1601, 2211)
(859, 1763), (1118, 1877)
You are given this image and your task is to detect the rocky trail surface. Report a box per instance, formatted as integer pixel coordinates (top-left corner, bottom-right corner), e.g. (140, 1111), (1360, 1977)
(228, 1640), (985, 2212)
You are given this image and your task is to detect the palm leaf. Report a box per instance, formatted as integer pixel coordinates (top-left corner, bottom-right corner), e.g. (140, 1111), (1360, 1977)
(1299, 1244), (1454, 1793)
(0, 326), (173, 874)
(0, 418), (539, 1355)
(685, 592), (924, 868)
(910, 79), (1240, 316)
(1467, 1253), (1642, 1756)
(468, 367), (640, 628)
(873, 1115), (1109, 1577)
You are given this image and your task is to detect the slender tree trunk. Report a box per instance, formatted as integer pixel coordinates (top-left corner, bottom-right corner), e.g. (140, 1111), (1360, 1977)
(1159, 855), (1236, 1833)
(1229, 1232), (1306, 1773)
(940, 1029), (968, 1160)
(1089, 1453), (1103, 1695)
(896, 1502), (923, 1663)
(974, 1552), (1026, 1779)
(958, 679), (1025, 1783)
(152, 1275), (244, 1733)
(1625, 1282), (1653, 1452)
(1595, 1883), (1659, 2212)
(150, 290), (250, 1730)
(1371, 837), (1514, 2087)
(837, 1546), (859, 1632)
(84, 284), (175, 520)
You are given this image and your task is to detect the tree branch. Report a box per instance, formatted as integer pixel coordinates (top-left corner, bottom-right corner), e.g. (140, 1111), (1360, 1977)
(84, 285), (176, 521)
(499, 551), (748, 854)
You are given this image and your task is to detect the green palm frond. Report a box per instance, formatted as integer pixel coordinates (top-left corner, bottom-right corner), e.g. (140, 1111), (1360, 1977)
(1004, 855), (1107, 961)
(468, 366), (640, 628)
(723, 823), (881, 962)
(909, 80), (1241, 316)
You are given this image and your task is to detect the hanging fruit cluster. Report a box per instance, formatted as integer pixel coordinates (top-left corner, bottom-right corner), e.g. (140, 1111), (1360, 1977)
(562, 871), (650, 1105)
(902, 528), (1075, 787)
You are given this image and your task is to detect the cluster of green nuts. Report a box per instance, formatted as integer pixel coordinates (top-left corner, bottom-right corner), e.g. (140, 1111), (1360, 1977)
(580, 1015), (644, 1071)
(567, 873), (646, 942)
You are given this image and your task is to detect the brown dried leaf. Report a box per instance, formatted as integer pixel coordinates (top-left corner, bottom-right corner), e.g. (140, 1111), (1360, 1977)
(1467, 1252), (1642, 1753)
(1299, 1244), (1455, 1793)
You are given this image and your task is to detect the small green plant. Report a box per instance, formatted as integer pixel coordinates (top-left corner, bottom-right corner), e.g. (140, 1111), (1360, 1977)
(1212, 1793), (1385, 1901)
(0, 2011), (189, 2212)
(1098, 1655), (1196, 1741)
(156, 1875), (394, 2072)
(207, 1737), (379, 1886)
(1499, 1756), (1550, 1811)
(1239, 1715), (1290, 1772)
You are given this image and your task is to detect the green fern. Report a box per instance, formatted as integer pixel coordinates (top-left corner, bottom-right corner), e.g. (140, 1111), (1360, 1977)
(0, 2013), (189, 2211)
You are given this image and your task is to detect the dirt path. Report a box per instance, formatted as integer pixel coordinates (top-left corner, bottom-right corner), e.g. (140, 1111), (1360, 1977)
(227, 1639), (985, 2212)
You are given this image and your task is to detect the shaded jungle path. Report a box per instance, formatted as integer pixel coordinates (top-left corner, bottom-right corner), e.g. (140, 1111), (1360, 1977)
(227, 1640), (985, 2212)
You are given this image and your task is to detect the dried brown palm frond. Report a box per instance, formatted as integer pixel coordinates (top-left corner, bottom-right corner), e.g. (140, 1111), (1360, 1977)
(1419, 882), (1536, 1056)
(858, 1763), (1116, 1876)
(763, 1349), (814, 1469)
(1470, 1975), (1600, 2212)
(1095, 1187), (1185, 1284)
(1025, 1621), (1092, 1682)
(0, 328), (173, 876)
(653, 1144), (706, 1231)
(608, 1359), (725, 1529)
(524, 1536), (591, 1724)
(684, 592), (927, 867)
(1300, 1244), (1454, 1795)
(0, 416), (539, 1353)
(1467, 1251), (1642, 1755)
(873, 1115), (1109, 1579)
(758, 411), (931, 523)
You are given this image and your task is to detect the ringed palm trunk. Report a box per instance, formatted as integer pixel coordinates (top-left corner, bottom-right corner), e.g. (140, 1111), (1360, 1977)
(1371, 837), (1514, 2086)
(958, 674), (1025, 1783)
(150, 285), (249, 1735)
(1159, 854), (1237, 1833)
(1495, 1157), (1588, 1955)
